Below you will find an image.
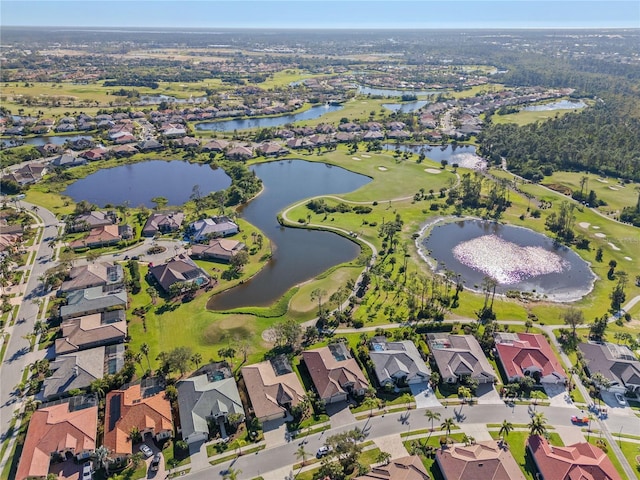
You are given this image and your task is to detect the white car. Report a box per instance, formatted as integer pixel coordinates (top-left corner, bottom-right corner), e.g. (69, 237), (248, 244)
(139, 444), (153, 458)
(81, 462), (92, 480)
(316, 445), (332, 458)
(614, 393), (626, 406)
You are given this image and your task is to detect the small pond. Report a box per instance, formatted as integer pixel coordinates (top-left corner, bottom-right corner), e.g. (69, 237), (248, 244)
(195, 104), (343, 132)
(420, 219), (595, 302)
(383, 143), (487, 170)
(208, 160), (371, 310)
(63, 160), (231, 208)
(523, 99), (587, 111)
(358, 86), (440, 97)
(382, 100), (430, 113)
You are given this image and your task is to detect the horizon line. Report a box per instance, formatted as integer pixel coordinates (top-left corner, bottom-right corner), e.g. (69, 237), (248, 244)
(3, 25), (639, 30)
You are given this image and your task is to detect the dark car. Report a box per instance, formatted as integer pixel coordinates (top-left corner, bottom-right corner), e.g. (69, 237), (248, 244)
(150, 453), (161, 472)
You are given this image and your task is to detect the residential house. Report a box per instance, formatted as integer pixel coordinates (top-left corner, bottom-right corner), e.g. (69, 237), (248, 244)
(159, 123), (187, 138)
(527, 435), (621, 480)
(42, 345), (125, 399)
(354, 456), (430, 480)
(16, 399), (98, 480)
(148, 253), (210, 293)
(111, 144), (139, 157)
(142, 212), (185, 237)
(60, 286), (128, 320)
(4, 162), (46, 185)
(256, 141), (288, 157)
(60, 261), (124, 294)
(177, 371), (245, 445)
(188, 216), (239, 241)
(190, 238), (245, 263)
(225, 144), (254, 160)
(51, 152), (86, 168)
(104, 379), (173, 460)
(82, 147), (109, 161)
(302, 343), (370, 404)
(241, 355), (306, 423)
(138, 138), (164, 151)
(369, 338), (431, 388)
(495, 333), (566, 385)
(427, 334), (497, 384)
(172, 136), (200, 148)
(202, 139), (230, 152)
(436, 440), (526, 480)
(55, 310), (127, 355)
(67, 210), (116, 233)
(69, 224), (127, 249)
(578, 342), (640, 394)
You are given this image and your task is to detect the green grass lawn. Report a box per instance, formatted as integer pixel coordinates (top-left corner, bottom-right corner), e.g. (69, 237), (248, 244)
(587, 437), (640, 479)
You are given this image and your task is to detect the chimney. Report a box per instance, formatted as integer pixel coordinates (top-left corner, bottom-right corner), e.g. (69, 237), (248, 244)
(73, 365), (79, 377)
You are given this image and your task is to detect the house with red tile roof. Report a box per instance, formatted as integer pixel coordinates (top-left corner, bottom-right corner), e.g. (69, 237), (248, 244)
(435, 440), (526, 480)
(104, 380), (173, 459)
(302, 343), (369, 404)
(354, 455), (431, 480)
(495, 333), (567, 385)
(16, 400), (98, 480)
(69, 224), (123, 250)
(527, 435), (621, 480)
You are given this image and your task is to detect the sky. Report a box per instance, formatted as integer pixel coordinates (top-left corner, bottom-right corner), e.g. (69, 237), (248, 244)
(1, 0), (639, 29)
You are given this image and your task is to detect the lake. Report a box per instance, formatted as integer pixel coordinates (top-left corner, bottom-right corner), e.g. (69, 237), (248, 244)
(63, 160), (231, 208)
(383, 143), (487, 169)
(382, 100), (430, 113)
(195, 104), (343, 132)
(358, 86), (440, 97)
(1, 135), (94, 148)
(208, 160), (371, 309)
(523, 99), (587, 111)
(420, 219), (595, 302)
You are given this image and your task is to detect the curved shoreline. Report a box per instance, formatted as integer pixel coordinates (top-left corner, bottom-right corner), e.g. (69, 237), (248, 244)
(415, 215), (598, 303)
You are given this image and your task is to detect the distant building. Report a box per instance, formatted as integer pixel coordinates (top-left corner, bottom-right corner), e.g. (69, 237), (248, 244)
(426, 334), (496, 384)
(142, 212), (185, 237)
(369, 338), (430, 387)
(188, 216), (239, 242)
(578, 341), (640, 394)
(55, 310), (126, 355)
(190, 238), (245, 263)
(148, 253), (210, 293)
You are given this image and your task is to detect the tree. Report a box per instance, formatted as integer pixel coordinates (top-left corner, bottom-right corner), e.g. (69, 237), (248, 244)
(424, 409), (441, 435)
(229, 249), (249, 274)
(325, 429), (364, 471)
(498, 419), (513, 441)
(218, 347), (236, 367)
(296, 444), (310, 466)
(146, 286), (158, 306)
(93, 445), (111, 474)
(272, 318), (302, 350)
(528, 412), (547, 436)
(140, 342), (151, 372)
(310, 288), (327, 316)
(362, 396), (379, 417)
(562, 307), (584, 340)
(150, 196), (168, 210)
(458, 386), (472, 406)
(530, 390), (546, 410)
(440, 417), (457, 439)
(191, 352), (203, 370)
(376, 451), (392, 465)
(166, 346), (193, 376)
(589, 315), (608, 341)
(222, 466), (242, 480)
(128, 426), (142, 444)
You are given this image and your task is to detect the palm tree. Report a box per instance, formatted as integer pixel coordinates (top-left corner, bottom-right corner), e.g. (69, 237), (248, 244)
(223, 466), (242, 480)
(93, 445), (110, 475)
(440, 417), (457, 439)
(376, 451), (392, 465)
(458, 386), (471, 407)
(400, 392), (413, 410)
(528, 412), (547, 437)
(191, 352), (203, 370)
(140, 343), (151, 372)
(362, 396), (379, 417)
(295, 444), (310, 466)
(590, 372), (611, 405)
(530, 390), (545, 410)
(424, 409), (441, 435)
(498, 420), (513, 443)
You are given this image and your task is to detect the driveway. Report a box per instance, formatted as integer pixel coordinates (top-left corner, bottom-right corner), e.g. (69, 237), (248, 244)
(263, 416), (290, 447)
(409, 382), (442, 409)
(326, 401), (356, 428)
(544, 383), (573, 408)
(475, 383), (503, 405)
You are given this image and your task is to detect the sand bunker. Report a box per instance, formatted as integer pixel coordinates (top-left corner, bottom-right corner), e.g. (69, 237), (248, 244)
(361, 154), (371, 158)
(578, 222), (590, 229)
(625, 256), (633, 261)
(596, 178), (608, 183)
(592, 226), (600, 229)
(594, 233), (606, 238)
(352, 157), (361, 161)
(378, 166), (388, 171)
(608, 242), (620, 251)
(608, 186), (619, 191)
(424, 168), (441, 174)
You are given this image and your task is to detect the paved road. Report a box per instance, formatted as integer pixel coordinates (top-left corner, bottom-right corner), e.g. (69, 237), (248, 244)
(183, 403), (640, 480)
(0, 201), (59, 445)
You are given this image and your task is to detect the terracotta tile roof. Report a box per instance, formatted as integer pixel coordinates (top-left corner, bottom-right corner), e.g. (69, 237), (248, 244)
(241, 356), (305, 421)
(435, 440), (526, 480)
(527, 435), (621, 480)
(354, 455), (431, 479)
(104, 383), (173, 456)
(16, 403), (98, 480)
(495, 333), (566, 382)
(302, 344), (369, 401)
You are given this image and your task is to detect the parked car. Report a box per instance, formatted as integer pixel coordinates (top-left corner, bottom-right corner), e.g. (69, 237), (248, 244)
(150, 453), (161, 471)
(614, 393), (626, 406)
(570, 415), (589, 424)
(140, 444), (153, 458)
(82, 462), (92, 480)
(316, 445), (332, 458)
